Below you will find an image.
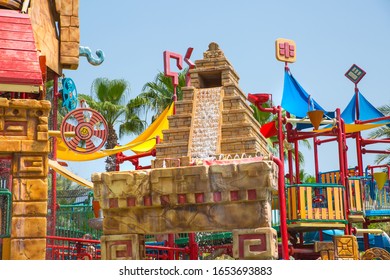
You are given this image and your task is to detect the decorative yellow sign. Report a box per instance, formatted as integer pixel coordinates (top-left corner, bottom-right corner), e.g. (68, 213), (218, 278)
(275, 38), (296, 63)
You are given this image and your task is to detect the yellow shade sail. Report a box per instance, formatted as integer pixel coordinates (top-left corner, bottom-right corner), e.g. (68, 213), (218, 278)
(314, 123), (387, 134)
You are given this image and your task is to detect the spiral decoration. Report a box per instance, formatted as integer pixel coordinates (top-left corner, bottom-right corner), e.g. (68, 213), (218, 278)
(60, 108), (108, 154)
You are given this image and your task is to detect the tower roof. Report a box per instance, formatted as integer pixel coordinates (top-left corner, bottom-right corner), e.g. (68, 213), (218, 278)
(0, 9), (43, 93)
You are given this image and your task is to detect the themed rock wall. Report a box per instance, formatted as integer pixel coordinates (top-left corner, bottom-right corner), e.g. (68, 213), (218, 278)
(0, 98), (51, 260)
(94, 43), (278, 260)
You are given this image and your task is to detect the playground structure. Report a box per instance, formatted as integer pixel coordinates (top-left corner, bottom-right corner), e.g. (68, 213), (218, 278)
(0, 1), (390, 261)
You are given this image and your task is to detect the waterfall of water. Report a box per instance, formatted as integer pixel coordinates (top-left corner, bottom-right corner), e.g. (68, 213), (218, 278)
(190, 87), (222, 160)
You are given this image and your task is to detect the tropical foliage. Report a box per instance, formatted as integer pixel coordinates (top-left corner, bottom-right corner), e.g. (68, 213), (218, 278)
(135, 70), (187, 123)
(369, 104), (390, 165)
(79, 78), (145, 171)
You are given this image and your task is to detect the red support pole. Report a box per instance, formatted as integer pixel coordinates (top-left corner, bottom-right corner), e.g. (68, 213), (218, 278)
(361, 138), (390, 145)
(188, 233), (198, 260)
(335, 109), (350, 234)
(273, 155), (289, 260)
(294, 140), (300, 184)
(287, 150), (294, 184)
(355, 132), (364, 176)
(248, 95), (289, 260)
(362, 149), (390, 155)
(51, 75), (59, 236)
(275, 105), (289, 260)
(167, 234), (175, 260)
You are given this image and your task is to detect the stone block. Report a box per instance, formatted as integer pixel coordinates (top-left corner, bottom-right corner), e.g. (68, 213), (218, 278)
(103, 201), (272, 235)
(71, 16), (79, 27)
(98, 171), (151, 209)
(60, 27), (70, 41)
(69, 26), (80, 42)
(13, 155), (48, 178)
(101, 234), (145, 260)
(11, 217), (47, 238)
(60, 41), (79, 57)
(0, 140), (21, 152)
(12, 201), (47, 216)
(60, 56), (79, 69)
(314, 241), (335, 260)
(21, 140), (50, 152)
(151, 165), (209, 195)
(10, 238), (46, 260)
(333, 235), (359, 260)
(12, 178), (48, 201)
(232, 227), (278, 260)
(60, 0), (73, 16)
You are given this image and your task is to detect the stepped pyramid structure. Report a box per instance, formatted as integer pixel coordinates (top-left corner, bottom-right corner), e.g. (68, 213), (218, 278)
(155, 42), (270, 164)
(93, 43), (278, 260)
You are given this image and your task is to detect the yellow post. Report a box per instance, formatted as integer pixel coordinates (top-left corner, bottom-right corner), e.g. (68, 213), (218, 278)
(334, 188), (341, 219)
(2, 238), (11, 260)
(299, 187), (306, 219)
(327, 187), (334, 219)
(291, 186), (297, 220)
(306, 187), (313, 219)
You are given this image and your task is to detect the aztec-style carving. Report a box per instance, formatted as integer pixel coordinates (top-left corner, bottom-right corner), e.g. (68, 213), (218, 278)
(361, 247), (390, 260)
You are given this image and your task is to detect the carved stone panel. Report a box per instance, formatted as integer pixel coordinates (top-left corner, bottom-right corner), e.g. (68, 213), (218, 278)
(232, 228), (278, 260)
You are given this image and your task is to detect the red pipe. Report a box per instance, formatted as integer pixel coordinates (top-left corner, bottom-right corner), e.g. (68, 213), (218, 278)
(167, 234), (175, 260)
(356, 115), (390, 125)
(116, 150), (156, 163)
(287, 150), (294, 184)
(250, 95), (289, 260)
(294, 140), (300, 184)
(272, 155), (289, 260)
(362, 149), (390, 155)
(188, 233), (198, 260)
(335, 110), (350, 234)
(361, 138), (390, 145)
(355, 132), (364, 176)
(51, 75), (59, 236)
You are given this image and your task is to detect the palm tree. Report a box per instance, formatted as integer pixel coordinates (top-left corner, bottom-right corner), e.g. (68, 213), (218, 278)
(79, 78), (145, 171)
(136, 70), (187, 123)
(369, 104), (390, 165)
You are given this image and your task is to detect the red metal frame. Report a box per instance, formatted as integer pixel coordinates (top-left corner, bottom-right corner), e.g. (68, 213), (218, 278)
(50, 75), (59, 236)
(46, 235), (101, 260)
(115, 136), (160, 171)
(248, 93), (289, 260)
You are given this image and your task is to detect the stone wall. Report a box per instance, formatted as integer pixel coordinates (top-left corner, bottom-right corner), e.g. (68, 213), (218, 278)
(0, 98), (51, 259)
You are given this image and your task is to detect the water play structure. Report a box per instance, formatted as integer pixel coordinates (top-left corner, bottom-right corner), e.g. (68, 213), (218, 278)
(1, 1), (390, 260)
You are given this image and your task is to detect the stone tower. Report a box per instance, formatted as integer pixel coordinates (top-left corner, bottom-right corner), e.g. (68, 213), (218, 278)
(155, 42), (269, 164)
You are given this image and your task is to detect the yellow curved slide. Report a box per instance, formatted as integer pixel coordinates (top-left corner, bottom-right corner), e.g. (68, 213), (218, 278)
(48, 159), (94, 189)
(56, 103), (173, 161)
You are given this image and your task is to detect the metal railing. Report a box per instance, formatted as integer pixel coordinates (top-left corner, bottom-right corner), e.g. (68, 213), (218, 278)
(46, 235), (101, 260)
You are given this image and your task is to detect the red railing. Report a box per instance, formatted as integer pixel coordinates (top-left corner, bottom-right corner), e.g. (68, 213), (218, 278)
(47, 235), (230, 260)
(46, 236), (101, 260)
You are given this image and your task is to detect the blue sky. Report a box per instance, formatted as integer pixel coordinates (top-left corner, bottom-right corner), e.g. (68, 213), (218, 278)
(64, 0), (390, 180)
